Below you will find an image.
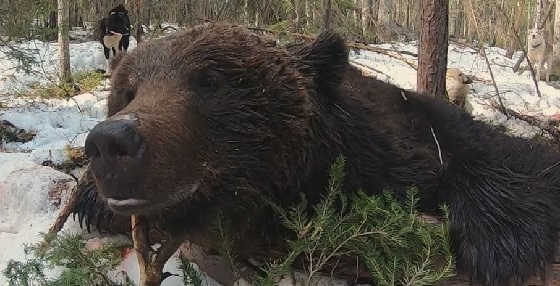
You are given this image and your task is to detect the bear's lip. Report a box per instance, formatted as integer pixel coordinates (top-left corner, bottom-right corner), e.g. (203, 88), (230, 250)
(106, 198), (150, 213)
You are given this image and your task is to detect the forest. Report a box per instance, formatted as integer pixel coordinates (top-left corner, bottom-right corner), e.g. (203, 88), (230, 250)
(1, 0), (560, 286)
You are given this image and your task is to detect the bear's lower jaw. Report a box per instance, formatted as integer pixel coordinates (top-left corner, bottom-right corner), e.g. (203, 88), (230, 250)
(105, 181), (202, 215)
(106, 197), (150, 215)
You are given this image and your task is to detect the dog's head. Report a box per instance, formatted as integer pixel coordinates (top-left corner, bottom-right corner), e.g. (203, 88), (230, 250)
(106, 5), (131, 36)
(528, 29), (545, 48)
(447, 68), (472, 85)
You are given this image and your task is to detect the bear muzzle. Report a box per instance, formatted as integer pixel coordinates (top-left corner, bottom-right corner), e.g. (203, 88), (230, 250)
(85, 114), (150, 214)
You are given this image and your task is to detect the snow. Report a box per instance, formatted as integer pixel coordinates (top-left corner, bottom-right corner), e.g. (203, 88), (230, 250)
(0, 27), (137, 94)
(1, 91), (109, 164)
(351, 41), (560, 138)
(0, 27), (559, 286)
(0, 153), (79, 285)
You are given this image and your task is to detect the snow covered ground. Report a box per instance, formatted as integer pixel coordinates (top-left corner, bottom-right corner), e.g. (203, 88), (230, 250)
(351, 41), (560, 138)
(0, 27), (559, 285)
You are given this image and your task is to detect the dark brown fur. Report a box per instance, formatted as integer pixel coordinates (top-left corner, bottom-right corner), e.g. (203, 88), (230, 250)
(74, 23), (560, 286)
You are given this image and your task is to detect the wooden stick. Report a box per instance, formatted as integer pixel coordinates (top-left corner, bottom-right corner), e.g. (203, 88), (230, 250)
(132, 215), (162, 286)
(48, 170), (92, 236)
(131, 215), (187, 286)
(48, 184), (79, 235)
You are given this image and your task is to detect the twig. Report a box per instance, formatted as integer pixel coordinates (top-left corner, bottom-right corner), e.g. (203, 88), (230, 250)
(512, 51), (526, 73)
(347, 42), (418, 70)
(430, 127), (443, 166)
(48, 184), (79, 235)
(349, 59), (388, 77)
(132, 215), (187, 286)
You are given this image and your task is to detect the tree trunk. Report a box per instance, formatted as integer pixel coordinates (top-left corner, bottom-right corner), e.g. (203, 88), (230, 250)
(448, 0), (458, 37)
(305, 0), (310, 28)
(506, 0), (524, 58)
(378, 0), (394, 41)
(323, 0), (332, 31)
(552, 0), (560, 78)
(353, 0), (357, 25)
(135, 0), (143, 43)
(58, 0), (72, 84)
(362, 0), (369, 37)
(536, 0), (544, 28)
(292, 0), (300, 32)
(372, 0), (379, 22)
(417, 0), (449, 98)
(312, 0), (316, 24)
(244, 0), (249, 25)
(405, 0), (411, 29)
(356, 0), (363, 37)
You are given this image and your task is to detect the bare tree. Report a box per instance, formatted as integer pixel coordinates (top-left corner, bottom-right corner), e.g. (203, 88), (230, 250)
(323, 0), (332, 31)
(58, 0), (72, 84)
(505, 0), (525, 58)
(362, 0), (369, 37)
(553, 0), (560, 78)
(417, 0), (449, 98)
(305, 0), (310, 28)
(292, 0), (300, 32)
(448, 0), (460, 37)
(136, 0), (143, 43)
(536, 0), (545, 28)
(377, 0), (394, 41)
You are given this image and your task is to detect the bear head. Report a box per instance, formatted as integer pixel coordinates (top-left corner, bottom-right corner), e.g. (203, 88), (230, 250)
(84, 23), (348, 216)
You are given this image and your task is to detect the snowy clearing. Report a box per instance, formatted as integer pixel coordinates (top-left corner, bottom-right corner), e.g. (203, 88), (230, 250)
(0, 28), (559, 285)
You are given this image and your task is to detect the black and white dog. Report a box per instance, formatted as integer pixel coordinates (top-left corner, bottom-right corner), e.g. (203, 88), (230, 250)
(97, 5), (131, 75)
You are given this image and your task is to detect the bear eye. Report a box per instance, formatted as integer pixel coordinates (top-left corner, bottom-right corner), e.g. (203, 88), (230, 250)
(115, 87), (135, 104)
(189, 67), (224, 92)
(123, 88), (135, 103)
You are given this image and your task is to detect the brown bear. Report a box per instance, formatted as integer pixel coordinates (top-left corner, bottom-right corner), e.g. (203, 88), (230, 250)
(74, 23), (560, 286)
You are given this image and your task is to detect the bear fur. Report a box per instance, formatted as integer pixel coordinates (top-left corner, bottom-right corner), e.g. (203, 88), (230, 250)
(74, 23), (560, 286)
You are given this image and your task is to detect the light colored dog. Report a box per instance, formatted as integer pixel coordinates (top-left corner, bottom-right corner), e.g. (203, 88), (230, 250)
(527, 28), (552, 81)
(446, 68), (472, 108)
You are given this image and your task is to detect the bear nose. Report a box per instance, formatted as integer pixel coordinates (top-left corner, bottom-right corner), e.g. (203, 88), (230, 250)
(85, 119), (144, 160)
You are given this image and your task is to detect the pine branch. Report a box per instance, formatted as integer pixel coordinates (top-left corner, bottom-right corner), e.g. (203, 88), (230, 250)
(261, 156), (455, 286)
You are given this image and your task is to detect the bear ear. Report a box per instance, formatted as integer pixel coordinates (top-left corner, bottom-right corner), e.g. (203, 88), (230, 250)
(289, 31), (348, 94)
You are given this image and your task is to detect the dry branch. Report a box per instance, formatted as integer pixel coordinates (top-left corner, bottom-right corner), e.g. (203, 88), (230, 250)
(132, 215), (187, 286)
(490, 103), (560, 142)
(48, 184), (79, 235)
(131, 215), (162, 286)
(513, 51), (526, 73)
(347, 42), (419, 70)
(349, 59), (388, 76)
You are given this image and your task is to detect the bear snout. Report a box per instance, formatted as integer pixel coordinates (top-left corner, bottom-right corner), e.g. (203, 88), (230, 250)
(85, 117), (149, 213)
(85, 117), (144, 160)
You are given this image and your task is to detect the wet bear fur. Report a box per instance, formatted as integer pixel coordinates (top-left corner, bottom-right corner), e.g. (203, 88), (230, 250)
(73, 23), (560, 286)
